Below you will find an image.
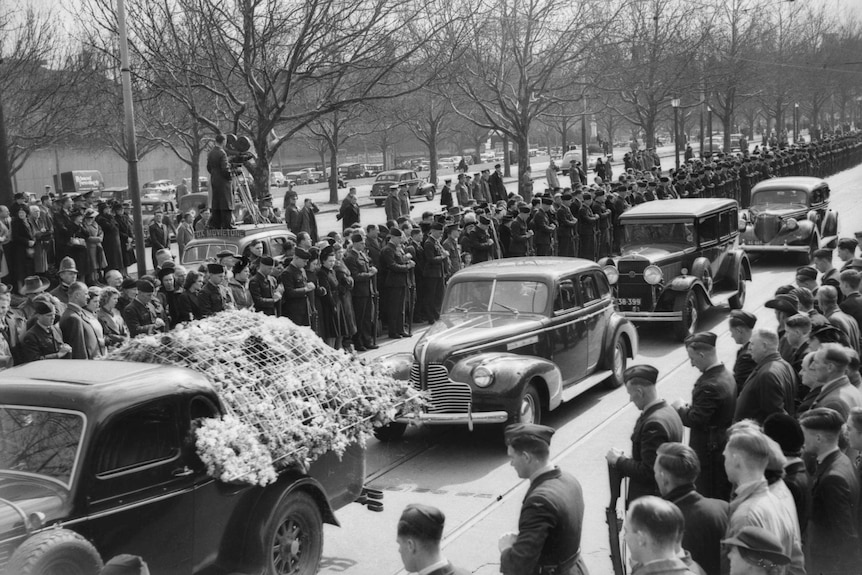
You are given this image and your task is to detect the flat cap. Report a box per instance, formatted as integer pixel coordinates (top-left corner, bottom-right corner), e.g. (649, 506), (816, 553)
(729, 309), (757, 328)
(504, 423), (555, 446)
(764, 293), (798, 315)
(135, 280), (154, 293)
(431, 222), (444, 231)
(795, 266), (817, 281)
(33, 301), (54, 315)
(810, 323), (847, 344)
(721, 527), (790, 568)
(216, 249), (238, 259)
(293, 248), (311, 261)
(624, 365), (658, 386)
(398, 504), (445, 541)
(799, 407), (845, 431)
(389, 227), (403, 237)
(684, 331), (717, 348)
(207, 263), (225, 274)
(582, 193), (592, 201)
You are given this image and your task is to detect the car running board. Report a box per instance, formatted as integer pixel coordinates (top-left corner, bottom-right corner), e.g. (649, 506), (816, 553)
(561, 369), (614, 403)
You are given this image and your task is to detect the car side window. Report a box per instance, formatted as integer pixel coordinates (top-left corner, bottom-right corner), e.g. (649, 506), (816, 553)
(698, 215), (719, 245)
(580, 275), (600, 304)
(554, 279), (579, 313)
(269, 236), (289, 257)
(95, 401), (180, 475)
(719, 209), (737, 239)
(593, 272), (611, 298)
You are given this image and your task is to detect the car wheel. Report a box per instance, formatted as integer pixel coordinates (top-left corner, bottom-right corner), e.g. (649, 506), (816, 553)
(7, 529), (103, 575)
(516, 383), (542, 425)
(373, 422), (407, 442)
(425, 188), (435, 201)
(374, 199), (384, 207)
(604, 336), (627, 389)
(729, 270), (746, 309)
(264, 492), (323, 575)
(672, 291), (698, 341)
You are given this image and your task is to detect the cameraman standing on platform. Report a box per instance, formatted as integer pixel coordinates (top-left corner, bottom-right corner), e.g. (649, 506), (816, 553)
(207, 134), (234, 229)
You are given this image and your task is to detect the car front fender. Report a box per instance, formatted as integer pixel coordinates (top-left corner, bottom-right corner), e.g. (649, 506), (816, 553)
(603, 314), (639, 363)
(448, 353), (564, 412)
(656, 277), (710, 310)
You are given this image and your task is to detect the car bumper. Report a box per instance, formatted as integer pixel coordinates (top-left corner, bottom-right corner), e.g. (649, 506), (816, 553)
(394, 410), (509, 427)
(739, 244), (807, 253)
(621, 311), (683, 322)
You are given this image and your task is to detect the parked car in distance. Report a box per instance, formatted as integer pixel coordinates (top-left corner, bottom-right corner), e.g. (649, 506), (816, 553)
(373, 258), (638, 440)
(0, 360), (366, 575)
(181, 177), (209, 193)
(285, 170), (310, 185)
(142, 179), (176, 200)
(369, 170), (436, 206)
(600, 198), (751, 340)
(298, 168), (323, 183)
(363, 163), (383, 177)
(729, 133), (745, 152)
(738, 176), (839, 263)
(559, 149), (606, 176)
(181, 224), (296, 269)
(270, 171), (286, 187)
(98, 186), (129, 204)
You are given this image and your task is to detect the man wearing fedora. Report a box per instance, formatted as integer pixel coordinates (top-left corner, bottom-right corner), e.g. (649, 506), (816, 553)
(499, 423), (588, 575)
(607, 365), (683, 504)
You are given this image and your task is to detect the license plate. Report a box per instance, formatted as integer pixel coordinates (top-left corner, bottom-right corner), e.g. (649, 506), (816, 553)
(618, 298), (641, 306)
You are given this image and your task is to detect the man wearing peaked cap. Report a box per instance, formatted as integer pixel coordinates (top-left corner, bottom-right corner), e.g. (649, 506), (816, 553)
(722, 526), (790, 574)
(798, 407), (862, 573)
(397, 504), (468, 575)
(198, 263), (228, 317)
(500, 423), (588, 575)
(463, 211), (495, 263)
(795, 265), (818, 292)
(728, 310), (758, 394)
(530, 194), (557, 256)
(672, 332), (736, 500)
(607, 365), (683, 504)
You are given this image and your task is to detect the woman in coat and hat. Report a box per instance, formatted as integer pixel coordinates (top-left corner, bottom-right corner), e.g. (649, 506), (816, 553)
(9, 204), (35, 291)
(83, 208), (107, 285)
(65, 210), (90, 283)
(316, 245), (342, 348)
(96, 202), (124, 275)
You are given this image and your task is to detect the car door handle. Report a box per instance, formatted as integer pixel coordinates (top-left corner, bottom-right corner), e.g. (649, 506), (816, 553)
(172, 466), (194, 477)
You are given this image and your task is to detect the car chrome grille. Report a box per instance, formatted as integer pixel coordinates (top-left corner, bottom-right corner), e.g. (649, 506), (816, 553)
(410, 362), (472, 413)
(754, 214), (782, 243)
(0, 544), (9, 571)
(617, 259), (648, 280)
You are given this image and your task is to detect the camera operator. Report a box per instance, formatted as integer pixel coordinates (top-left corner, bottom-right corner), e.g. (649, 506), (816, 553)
(207, 134), (234, 230)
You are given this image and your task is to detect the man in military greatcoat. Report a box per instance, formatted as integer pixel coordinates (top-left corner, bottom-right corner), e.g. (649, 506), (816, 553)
(577, 193), (599, 261)
(672, 332), (736, 500)
(499, 423), (588, 575)
(344, 234), (378, 351)
(280, 250), (315, 325)
(508, 206), (533, 257)
(555, 193), (578, 257)
(207, 134), (234, 229)
(381, 228), (414, 339)
(198, 263), (228, 317)
(248, 256), (282, 316)
(422, 223), (448, 324)
(530, 198), (556, 256)
(606, 365), (684, 505)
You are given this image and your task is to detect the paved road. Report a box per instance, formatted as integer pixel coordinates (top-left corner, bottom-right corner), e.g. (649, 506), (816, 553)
(317, 160), (862, 575)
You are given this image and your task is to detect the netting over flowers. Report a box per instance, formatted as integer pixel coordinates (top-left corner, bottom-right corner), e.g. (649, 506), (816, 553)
(106, 310), (425, 484)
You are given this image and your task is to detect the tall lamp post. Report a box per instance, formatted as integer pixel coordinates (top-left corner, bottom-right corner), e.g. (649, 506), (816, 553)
(707, 106), (713, 156)
(671, 98), (681, 169)
(794, 103), (799, 144)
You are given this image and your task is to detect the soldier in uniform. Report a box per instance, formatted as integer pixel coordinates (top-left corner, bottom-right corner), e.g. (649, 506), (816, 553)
(19, 301), (72, 364)
(499, 423), (588, 575)
(423, 223), (448, 323)
(198, 263), (228, 317)
(122, 280), (165, 337)
(555, 193), (578, 257)
(530, 198), (556, 256)
(439, 178), (453, 209)
(728, 310), (758, 395)
(280, 250), (315, 325)
(606, 365), (684, 504)
(507, 206), (533, 257)
(672, 332), (736, 500)
(577, 193), (599, 261)
(397, 504), (469, 575)
(381, 228), (414, 339)
(594, 191), (612, 258)
(248, 255), (282, 316)
(465, 216), (495, 263)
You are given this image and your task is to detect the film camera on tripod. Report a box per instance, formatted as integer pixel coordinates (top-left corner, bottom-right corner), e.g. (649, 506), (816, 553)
(208, 134), (266, 228)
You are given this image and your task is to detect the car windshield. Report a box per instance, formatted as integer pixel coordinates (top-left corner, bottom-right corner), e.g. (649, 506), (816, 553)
(444, 280), (549, 314)
(751, 189), (808, 207)
(0, 406), (84, 488)
(621, 222), (695, 252)
(376, 173), (401, 182)
(182, 243), (231, 264)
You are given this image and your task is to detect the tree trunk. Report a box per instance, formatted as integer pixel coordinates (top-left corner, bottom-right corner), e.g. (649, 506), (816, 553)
(428, 129), (439, 185)
(190, 149), (201, 195)
(561, 118), (569, 152)
(503, 135), (511, 178)
(0, 98), (15, 206)
(251, 155), (268, 204)
(328, 142), (340, 204)
(516, 133), (529, 197)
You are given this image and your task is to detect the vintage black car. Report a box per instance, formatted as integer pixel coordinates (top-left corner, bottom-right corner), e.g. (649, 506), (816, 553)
(738, 176), (839, 263)
(374, 258), (639, 440)
(0, 361), (366, 575)
(600, 198), (751, 340)
(181, 224), (296, 269)
(369, 170), (436, 206)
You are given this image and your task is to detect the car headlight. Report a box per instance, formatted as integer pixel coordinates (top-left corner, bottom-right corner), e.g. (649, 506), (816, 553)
(473, 365), (494, 388)
(784, 218), (798, 231)
(643, 265), (663, 285)
(807, 210), (818, 222)
(603, 265), (619, 285)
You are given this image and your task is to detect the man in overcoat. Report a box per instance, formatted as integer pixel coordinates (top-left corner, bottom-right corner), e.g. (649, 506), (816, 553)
(279, 251), (315, 325)
(499, 423), (588, 575)
(381, 228), (414, 339)
(422, 224), (448, 323)
(728, 310), (758, 394)
(530, 198), (556, 256)
(248, 256), (282, 316)
(198, 263), (228, 317)
(672, 332), (736, 500)
(344, 234), (377, 351)
(733, 329), (798, 424)
(508, 206), (533, 257)
(59, 282), (101, 359)
(607, 365), (683, 505)
(799, 408), (860, 575)
(207, 134), (233, 229)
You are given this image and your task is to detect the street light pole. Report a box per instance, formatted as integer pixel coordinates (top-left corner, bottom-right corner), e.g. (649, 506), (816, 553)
(707, 106), (713, 156)
(116, 0), (146, 276)
(794, 103), (799, 144)
(671, 98), (680, 169)
(581, 94), (588, 169)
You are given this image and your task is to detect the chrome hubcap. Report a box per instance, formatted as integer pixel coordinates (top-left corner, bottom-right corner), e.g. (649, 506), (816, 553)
(520, 395), (535, 423)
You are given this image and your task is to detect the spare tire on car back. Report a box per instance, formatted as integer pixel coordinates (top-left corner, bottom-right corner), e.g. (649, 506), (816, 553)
(7, 529), (103, 575)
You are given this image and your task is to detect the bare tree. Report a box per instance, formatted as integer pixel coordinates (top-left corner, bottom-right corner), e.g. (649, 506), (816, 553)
(308, 105), (374, 202)
(397, 90), (453, 185)
(444, 0), (617, 196)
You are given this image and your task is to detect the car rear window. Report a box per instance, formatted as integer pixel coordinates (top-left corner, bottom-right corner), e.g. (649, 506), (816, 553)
(182, 243), (231, 264)
(751, 189), (807, 206)
(376, 173), (400, 182)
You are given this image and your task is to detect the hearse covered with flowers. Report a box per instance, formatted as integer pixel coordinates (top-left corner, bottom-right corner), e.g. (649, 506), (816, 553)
(0, 360), (368, 575)
(374, 258), (639, 440)
(738, 176), (839, 263)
